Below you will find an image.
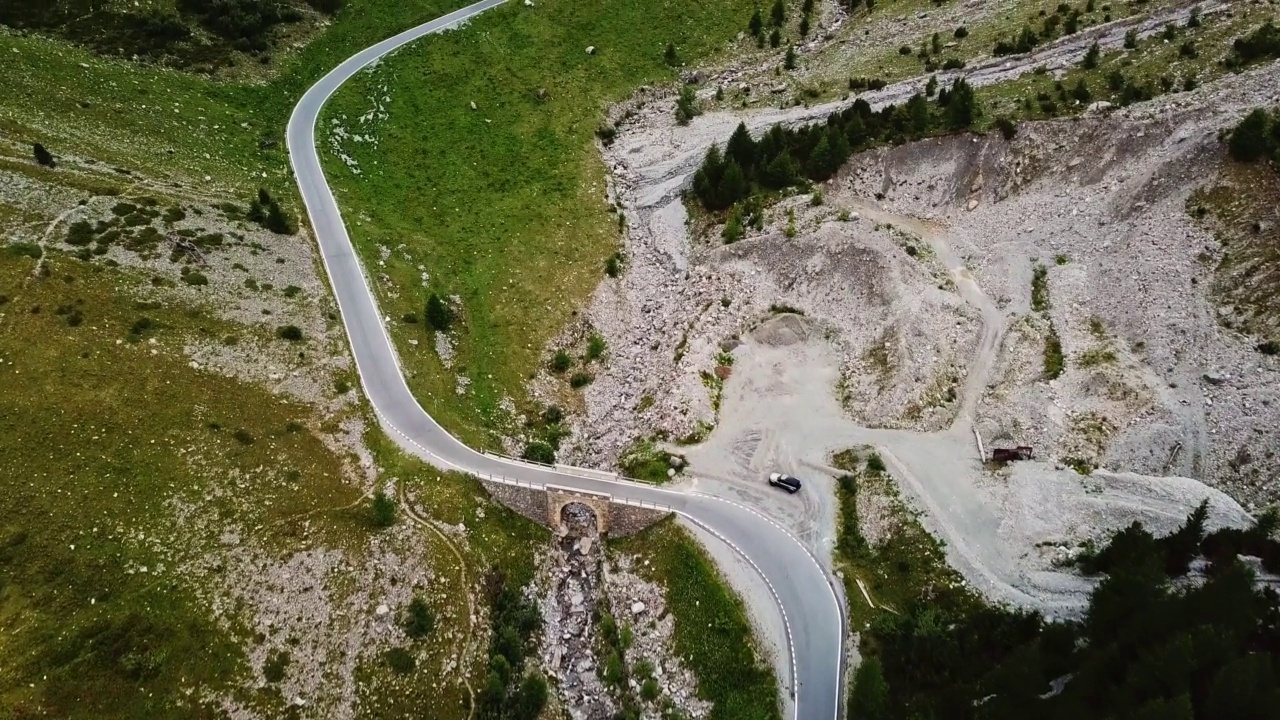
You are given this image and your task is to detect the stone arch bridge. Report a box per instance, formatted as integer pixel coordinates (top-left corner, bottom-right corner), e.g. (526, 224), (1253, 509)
(479, 479), (669, 537)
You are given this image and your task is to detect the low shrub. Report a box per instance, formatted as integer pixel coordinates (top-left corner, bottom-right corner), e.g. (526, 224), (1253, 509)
(33, 143), (55, 168)
(994, 27), (1040, 56)
(181, 272), (208, 286)
(550, 350), (572, 374)
(586, 334), (607, 361)
(522, 441), (556, 465)
(1227, 108), (1278, 164)
(675, 85), (701, 125)
(65, 220), (96, 246)
(130, 317), (153, 336)
(370, 490), (396, 528)
(995, 116), (1017, 140)
(263, 650), (290, 683)
(605, 252), (622, 278)
(569, 371), (593, 389)
(402, 596), (436, 639)
(276, 325), (303, 341)
(385, 647), (416, 674)
(426, 293), (453, 332)
(866, 452), (887, 474)
(9, 242), (43, 259)
(1044, 325), (1065, 379)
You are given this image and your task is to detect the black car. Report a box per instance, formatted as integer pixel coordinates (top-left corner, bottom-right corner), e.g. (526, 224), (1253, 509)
(768, 472), (802, 493)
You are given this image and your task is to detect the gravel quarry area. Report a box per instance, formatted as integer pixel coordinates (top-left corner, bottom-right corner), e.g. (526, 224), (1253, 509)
(556, 27), (1280, 618)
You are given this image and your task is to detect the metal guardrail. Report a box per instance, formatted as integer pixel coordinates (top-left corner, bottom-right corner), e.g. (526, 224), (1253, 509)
(482, 450), (665, 486)
(471, 470), (675, 513)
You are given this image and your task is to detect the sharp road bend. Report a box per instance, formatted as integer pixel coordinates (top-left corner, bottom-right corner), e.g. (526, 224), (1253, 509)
(285, 1), (844, 718)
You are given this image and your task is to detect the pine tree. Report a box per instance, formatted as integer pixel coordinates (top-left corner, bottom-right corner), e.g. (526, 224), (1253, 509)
(807, 135), (832, 179)
(749, 7), (764, 36)
(906, 93), (932, 134)
(725, 122), (757, 171)
(664, 42), (678, 66)
(1157, 500), (1208, 576)
(1082, 41), (1100, 69)
(265, 198), (295, 234)
(675, 84), (701, 125)
(720, 160), (747, 206)
(784, 45), (797, 69)
(800, 14), (810, 37)
(762, 152), (800, 189)
(511, 673), (549, 720)
(1070, 78), (1092, 103)
(770, 27), (781, 48)
(945, 77), (978, 129)
(771, 0), (785, 26)
(693, 146), (727, 208)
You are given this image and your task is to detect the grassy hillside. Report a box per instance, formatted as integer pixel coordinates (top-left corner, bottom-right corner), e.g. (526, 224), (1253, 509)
(0, 0), (340, 74)
(0, 0), (472, 196)
(318, 0), (756, 446)
(0, 246), (547, 717)
(0, 250), (355, 716)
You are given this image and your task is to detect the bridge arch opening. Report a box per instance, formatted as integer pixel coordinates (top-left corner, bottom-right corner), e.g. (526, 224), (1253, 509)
(559, 501), (599, 538)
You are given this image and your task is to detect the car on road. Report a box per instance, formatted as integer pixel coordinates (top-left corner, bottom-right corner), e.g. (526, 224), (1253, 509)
(768, 472), (802, 493)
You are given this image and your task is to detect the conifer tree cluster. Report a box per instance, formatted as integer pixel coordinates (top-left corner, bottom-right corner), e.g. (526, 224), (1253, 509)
(856, 502), (1280, 720)
(247, 188), (296, 235)
(692, 79), (979, 211)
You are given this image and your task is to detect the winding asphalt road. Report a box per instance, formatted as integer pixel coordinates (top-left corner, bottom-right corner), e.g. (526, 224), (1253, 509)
(284, 2), (843, 718)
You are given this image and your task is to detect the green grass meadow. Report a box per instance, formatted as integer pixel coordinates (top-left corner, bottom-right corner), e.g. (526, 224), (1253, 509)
(318, 0), (756, 446)
(0, 0), (474, 194)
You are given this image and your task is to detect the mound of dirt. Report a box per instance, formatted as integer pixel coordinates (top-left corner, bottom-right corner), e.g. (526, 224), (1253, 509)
(752, 313), (812, 347)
